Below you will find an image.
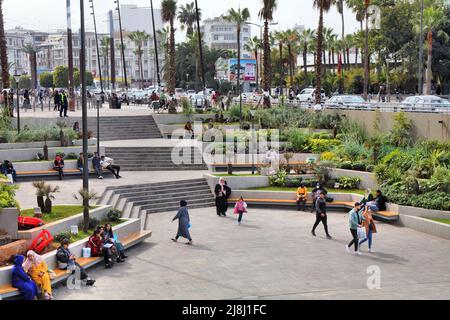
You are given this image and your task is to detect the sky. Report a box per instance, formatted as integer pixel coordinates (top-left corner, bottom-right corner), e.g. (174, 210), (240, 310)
(3, 0), (361, 41)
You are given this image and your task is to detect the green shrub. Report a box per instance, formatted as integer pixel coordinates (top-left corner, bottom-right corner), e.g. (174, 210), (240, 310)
(269, 170), (287, 187)
(55, 231), (72, 243)
(107, 209), (122, 222)
(309, 138), (341, 153)
(337, 176), (361, 189)
(181, 97), (193, 115)
(65, 152), (78, 160)
(0, 183), (19, 208)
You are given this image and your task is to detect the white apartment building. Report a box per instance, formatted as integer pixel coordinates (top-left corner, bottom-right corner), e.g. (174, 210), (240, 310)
(201, 17), (252, 58)
(113, 4), (163, 35)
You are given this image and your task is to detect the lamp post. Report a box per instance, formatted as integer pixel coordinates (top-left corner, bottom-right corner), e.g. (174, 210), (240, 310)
(13, 74), (21, 134)
(250, 109), (256, 175)
(115, 0), (128, 91)
(89, 0), (102, 155)
(186, 73), (189, 90)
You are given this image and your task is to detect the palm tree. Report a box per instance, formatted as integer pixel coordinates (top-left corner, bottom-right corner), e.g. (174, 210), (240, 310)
(100, 38), (110, 89)
(336, 0), (345, 40)
(259, 0), (278, 107)
(22, 44), (40, 90)
(225, 7), (250, 125)
(418, 5), (449, 94)
(0, 0), (9, 89)
(325, 31), (338, 72)
(322, 27), (335, 72)
(128, 31), (150, 89)
(346, 0), (366, 32)
(274, 31), (286, 96)
(284, 29), (299, 89)
(157, 27), (170, 86)
(178, 2), (200, 37)
(161, 0), (178, 95)
(299, 28), (315, 79)
(244, 36), (262, 92)
(313, 0), (333, 103)
(74, 188), (99, 233)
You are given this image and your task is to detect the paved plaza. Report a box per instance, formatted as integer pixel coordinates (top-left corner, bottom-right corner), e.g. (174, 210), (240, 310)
(52, 207), (450, 300)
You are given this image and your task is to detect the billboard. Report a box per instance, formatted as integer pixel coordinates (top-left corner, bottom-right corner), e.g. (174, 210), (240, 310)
(228, 59), (256, 82)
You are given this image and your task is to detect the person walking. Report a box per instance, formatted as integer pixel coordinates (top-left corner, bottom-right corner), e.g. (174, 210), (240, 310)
(346, 202), (365, 255)
(359, 206), (377, 253)
(171, 200), (193, 245)
(214, 177), (231, 217)
(296, 183), (308, 211)
(60, 90), (68, 117)
(233, 196), (248, 225)
(311, 192), (332, 239)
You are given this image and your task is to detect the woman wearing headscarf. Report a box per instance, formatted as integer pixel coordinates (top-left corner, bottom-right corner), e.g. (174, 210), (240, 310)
(11, 255), (38, 300)
(214, 177), (231, 216)
(171, 200), (193, 245)
(53, 154), (65, 180)
(103, 223), (127, 261)
(23, 250), (53, 300)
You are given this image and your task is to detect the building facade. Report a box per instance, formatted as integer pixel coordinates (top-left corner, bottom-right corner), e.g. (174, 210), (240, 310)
(201, 17), (252, 58)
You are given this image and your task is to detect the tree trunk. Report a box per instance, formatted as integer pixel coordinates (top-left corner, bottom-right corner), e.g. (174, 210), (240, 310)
(237, 26), (242, 125)
(303, 44), (308, 79)
(263, 19), (271, 107)
(83, 206), (89, 233)
(168, 18), (176, 95)
(355, 47), (359, 66)
(288, 44), (294, 88)
(0, 1), (9, 89)
(315, 7), (324, 104)
(37, 196), (45, 213)
(44, 198), (52, 214)
(43, 144), (49, 160)
(425, 31), (433, 95)
(331, 49), (335, 73)
(255, 49), (259, 92)
(279, 43), (283, 97)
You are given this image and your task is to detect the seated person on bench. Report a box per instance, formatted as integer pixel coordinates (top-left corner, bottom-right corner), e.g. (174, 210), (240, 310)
(56, 238), (96, 286)
(100, 155), (121, 179)
(296, 183), (308, 211)
(53, 155), (65, 180)
(0, 160), (18, 182)
(366, 189), (387, 212)
(88, 229), (115, 269)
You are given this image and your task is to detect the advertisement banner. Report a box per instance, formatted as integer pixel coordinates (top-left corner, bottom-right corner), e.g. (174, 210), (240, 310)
(228, 59), (256, 82)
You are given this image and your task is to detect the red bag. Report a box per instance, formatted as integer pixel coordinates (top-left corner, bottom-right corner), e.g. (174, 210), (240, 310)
(30, 230), (54, 254)
(18, 216), (44, 230)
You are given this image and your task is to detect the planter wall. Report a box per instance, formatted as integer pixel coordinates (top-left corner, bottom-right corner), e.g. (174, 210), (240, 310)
(0, 217), (143, 287)
(204, 173), (269, 193)
(0, 139), (96, 150)
(0, 208), (19, 239)
(0, 145), (104, 162)
(329, 168), (379, 190)
(399, 215), (450, 240)
(17, 205), (111, 246)
(152, 113), (217, 125)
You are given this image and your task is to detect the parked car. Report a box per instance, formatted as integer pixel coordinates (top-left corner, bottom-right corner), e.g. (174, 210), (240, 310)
(296, 87), (326, 103)
(324, 95), (370, 110)
(191, 94), (208, 110)
(401, 95), (450, 112)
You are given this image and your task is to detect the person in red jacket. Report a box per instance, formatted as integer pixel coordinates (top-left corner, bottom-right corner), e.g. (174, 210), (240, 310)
(88, 229), (114, 268)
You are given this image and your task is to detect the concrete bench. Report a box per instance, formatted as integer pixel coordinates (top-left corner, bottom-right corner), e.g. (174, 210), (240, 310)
(0, 230), (152, 299)
(228, 197), (399, 222)
(16, 169), (112, 180)
(211, 162), (316, 172)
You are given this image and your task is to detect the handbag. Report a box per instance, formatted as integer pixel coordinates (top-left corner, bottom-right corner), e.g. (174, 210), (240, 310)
(82, 247), (91, 258)
(357, 226), (367, 240)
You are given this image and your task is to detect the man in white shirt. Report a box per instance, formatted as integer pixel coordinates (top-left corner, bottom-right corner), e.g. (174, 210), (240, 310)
(100, 156), (121, 179)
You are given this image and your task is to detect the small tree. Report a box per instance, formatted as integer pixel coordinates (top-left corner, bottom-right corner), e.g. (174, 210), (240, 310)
(74, 189), (100, 233)
(39, 72), (54, 88)
(56, 121), (67, 147)
(42, 132), (50, 160)
(31, 181), (46, 213)
(42, 183), (60, 213)
(18, 75), (31, 90)
(53, 66), (69, 88)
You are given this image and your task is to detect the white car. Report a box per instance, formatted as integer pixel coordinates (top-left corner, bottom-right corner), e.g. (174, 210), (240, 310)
(296, 88), (326, 103)
(401, 95), (450, 112)
(324, 95), (370, 110)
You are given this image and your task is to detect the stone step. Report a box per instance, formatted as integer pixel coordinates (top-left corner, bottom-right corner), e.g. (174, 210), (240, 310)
(144, 200), (216, 215)
(127, 192), (214, 207)
(118, 184), (210, 198)
(104, 178), (207, 192)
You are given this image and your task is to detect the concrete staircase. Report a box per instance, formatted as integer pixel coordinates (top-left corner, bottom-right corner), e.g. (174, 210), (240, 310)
(71, 115), (162, 141)
(99, 178), (215, 229)
(104, 146), (207, 171)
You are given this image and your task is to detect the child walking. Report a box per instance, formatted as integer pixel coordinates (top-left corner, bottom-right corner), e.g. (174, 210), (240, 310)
(234, 197), (248, 225)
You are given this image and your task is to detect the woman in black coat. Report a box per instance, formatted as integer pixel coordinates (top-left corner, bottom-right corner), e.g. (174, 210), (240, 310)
(214, 177), (231, 217)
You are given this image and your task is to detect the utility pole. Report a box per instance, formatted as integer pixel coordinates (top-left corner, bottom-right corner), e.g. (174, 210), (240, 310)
(115, 0), (128, 90)
(109, 10), (116, 91)
(150, 0), (161, 89)
(89, 0), (102, 155)
(79, 0), (90, 230)
(194, 0), (206, 95)
(66, 0), (76, 111)
(363, 0), (370, 100)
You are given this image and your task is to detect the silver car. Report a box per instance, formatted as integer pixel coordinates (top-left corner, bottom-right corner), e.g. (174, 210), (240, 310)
(401, 95), (450, 112)
(324, 95), (369, 110)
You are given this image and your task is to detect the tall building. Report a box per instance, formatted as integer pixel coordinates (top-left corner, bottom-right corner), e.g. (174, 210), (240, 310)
(113, 4), (163, 35)
(201, 17), (252, 58)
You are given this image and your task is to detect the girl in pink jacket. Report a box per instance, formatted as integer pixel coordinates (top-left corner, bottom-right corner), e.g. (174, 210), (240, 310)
(234, 197), (248, 225)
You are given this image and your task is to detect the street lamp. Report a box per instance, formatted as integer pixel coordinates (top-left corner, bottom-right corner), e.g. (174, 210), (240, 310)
(115, 0), (128, 91)
(13, 74), (21, 134)
(249, 109), (256, 175)
(89, 0), (103, 155)
(418, 0), (424, 95)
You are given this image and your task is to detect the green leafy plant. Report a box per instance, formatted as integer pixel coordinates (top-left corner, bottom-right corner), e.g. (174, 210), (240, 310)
(107, 209), (122, 222)
(337, 176), (361, 189)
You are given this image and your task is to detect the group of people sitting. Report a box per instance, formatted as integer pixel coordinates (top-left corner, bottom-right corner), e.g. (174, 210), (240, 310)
(53, 152), (121, 180)
(0, 160), (17, 183)
(11, 223), (128, 300)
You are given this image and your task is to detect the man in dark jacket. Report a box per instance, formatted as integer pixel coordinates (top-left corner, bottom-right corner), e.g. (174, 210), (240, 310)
(53, 90), (61, 111)
(368, 190), (387, 211)
(56, 239), (95, 286)
(60, 90), (68, 117)
(311, 192), (332, 239)
(92, 152), (103, 179)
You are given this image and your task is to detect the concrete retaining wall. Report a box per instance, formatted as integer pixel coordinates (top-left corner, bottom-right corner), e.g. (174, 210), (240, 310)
(0, 139), (96, 150)
(204, 173), (269, 193)
(1, 145), (104, 162)
(0, 217), (142, 287)
(13, 159), (94, 172)
(17, 206), (111, 246)
(152, 114), (216, 125)
(398, 206), (450, 220)
(399, 215), (450, 240)
(229, 190), (356, 203)
(329, 168), (379, 190)
(0, 208), (19, 239)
